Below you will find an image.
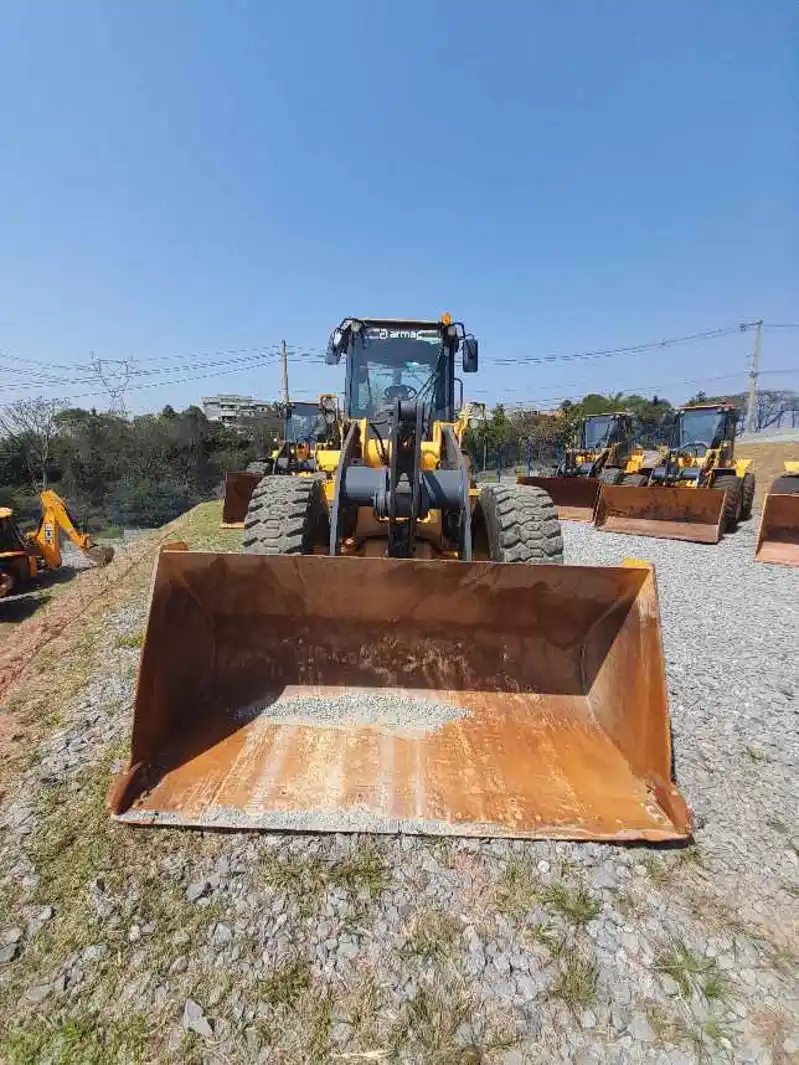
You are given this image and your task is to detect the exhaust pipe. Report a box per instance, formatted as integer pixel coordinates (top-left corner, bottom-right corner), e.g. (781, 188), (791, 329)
(109, 551), (691, 842)
(595, 485), (725, 544)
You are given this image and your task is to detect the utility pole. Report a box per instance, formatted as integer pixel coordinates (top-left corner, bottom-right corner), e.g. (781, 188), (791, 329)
(744, 320), (763, 434)
(280, 339), (290, 405)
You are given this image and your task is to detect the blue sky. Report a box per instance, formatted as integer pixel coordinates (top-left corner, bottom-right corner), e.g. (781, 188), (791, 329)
(0, 0), (796, 414)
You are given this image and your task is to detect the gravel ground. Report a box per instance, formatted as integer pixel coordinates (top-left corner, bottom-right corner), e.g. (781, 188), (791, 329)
(1, 511), (797, 1065)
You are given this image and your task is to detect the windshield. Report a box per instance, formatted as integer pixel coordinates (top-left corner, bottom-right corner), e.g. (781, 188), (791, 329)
(673, 409), (726, 449)
(349, 327), (447, 419)
(583, 416), (614, 449)
(284, 403), (322, 442)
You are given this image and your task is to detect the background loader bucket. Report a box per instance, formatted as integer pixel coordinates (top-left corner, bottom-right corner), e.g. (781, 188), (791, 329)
(517, 476), (599, 521)
(109, 552), (691, 841)
(221, 471), (262, 528)
(754, 494), (799, 567)
(595, 485), (725, 543)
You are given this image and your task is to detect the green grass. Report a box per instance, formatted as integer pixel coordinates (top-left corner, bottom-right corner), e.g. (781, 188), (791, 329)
(495, 860), (539, 923)
(260, 844), (391, 920)
(330, 845), (391, 901)
(526, 921), (567, 957)
(549, 950), (598, 1010)
(542, 881), (601, 926)
(259, 959), (312, 1008)
(113, 631), (144, 649)
(5, 1014), (150, 1065)
(391, 983), (513, 1065)
(653, 942), (723, 1001)
(403, 908), (462, 963)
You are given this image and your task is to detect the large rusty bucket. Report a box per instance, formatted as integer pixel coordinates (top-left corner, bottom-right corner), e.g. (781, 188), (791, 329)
(221, 471), (262, 528)
(109, 551), (691, 841)
(754, 492), (799, 567)
(595, 485), (725, 544)
(517, 476), (599, 522)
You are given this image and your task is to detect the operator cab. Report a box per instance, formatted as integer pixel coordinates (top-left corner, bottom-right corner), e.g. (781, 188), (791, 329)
(282, 401), (330, 444)
(326, 316), (478, 428)
(581, 413), (631, 451)
(670, 405), (739, 458)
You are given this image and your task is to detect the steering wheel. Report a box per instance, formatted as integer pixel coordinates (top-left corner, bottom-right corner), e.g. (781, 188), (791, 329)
(679, 440), (712, 457)
(383, 384), (418, 403)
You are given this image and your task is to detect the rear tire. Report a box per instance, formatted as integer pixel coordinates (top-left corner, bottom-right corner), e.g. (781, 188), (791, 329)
(769, 474), (799, 494)
(475, 483), (563, 564)
(713, 473), (742, 532)
(621, 473), (648, 486)
(599, 467), (624, 485)
(740, 470), (756, 520)
(242, 475), (326, 555)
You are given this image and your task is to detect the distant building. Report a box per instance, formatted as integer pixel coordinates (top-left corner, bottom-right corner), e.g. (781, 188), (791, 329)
(201, 394), (273, 424)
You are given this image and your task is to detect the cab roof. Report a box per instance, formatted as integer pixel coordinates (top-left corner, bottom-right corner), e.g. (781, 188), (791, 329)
(678, 403), (738, 413)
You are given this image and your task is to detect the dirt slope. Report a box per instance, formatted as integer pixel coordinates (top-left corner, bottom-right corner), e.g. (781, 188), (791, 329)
(735, 440), (799, 512)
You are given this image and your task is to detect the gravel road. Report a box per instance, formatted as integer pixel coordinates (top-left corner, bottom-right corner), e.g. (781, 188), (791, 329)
(1, 514), (797, 1064)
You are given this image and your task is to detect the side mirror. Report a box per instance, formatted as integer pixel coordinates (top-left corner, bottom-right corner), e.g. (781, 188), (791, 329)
(462, 336), (478, 373)
(326, 328), (345, 365)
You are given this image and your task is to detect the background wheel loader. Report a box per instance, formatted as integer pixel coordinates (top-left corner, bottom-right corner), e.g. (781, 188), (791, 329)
(0, 490), (114, 598)
(518, 412), (640, 521)
(220, 394), (341, 528)
(110, 315), (690, 843)
(754, 462), (799, 566)
(594, 403), (754, 544)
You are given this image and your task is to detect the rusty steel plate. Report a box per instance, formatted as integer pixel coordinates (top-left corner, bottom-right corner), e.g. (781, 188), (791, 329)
(518, 476), (599, 522)
(109, 552), (691, 841)
(754, 493), (799, 567)
(221, 471), (262, 528)
(594, 485), (725, 544)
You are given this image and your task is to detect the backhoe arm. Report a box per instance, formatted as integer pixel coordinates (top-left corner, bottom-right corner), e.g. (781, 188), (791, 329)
(29, 491), (114, 569)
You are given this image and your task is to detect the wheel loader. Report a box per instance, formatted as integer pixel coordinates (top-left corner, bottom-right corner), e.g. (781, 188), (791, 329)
(518, 412), (640, 521)
(110, 315), (691, 843)
(0, 490), (114, 598)
(220, 394), (341, 528)
(594, 403), (754, 544)
(754, 461), (799, 567)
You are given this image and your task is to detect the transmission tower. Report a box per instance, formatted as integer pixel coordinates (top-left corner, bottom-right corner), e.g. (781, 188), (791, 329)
(88, 353), (132, 414)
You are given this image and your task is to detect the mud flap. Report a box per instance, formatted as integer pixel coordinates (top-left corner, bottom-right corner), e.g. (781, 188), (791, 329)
(221, 472), (263, 528)
(517, 476), (599, 522)
(754, 494), (799, 567)
(594, 485), (725, 544)
(109, 552), (691, 842)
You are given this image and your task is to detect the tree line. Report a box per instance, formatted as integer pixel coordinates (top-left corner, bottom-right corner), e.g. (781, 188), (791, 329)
(0, 402), (283, 530)
(464, 388), (798, 472)
(0, 387), (796, 528)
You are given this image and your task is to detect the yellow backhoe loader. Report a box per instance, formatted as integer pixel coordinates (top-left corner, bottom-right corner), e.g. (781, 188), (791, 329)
(518, 412), (640, 521)
(594, 404), (754, 543)
(110, 315), (691, 842)
(221, 394), (341, 528)
(754, 461), (799, 566)
(0, 490), (114, 598)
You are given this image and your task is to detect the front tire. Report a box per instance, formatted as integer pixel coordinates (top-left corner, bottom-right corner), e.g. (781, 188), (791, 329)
(740, 470), (756, 520)
(713, 473), (742, 532)
(242, 475), (326, 555)
(474, 483), (563, 564)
